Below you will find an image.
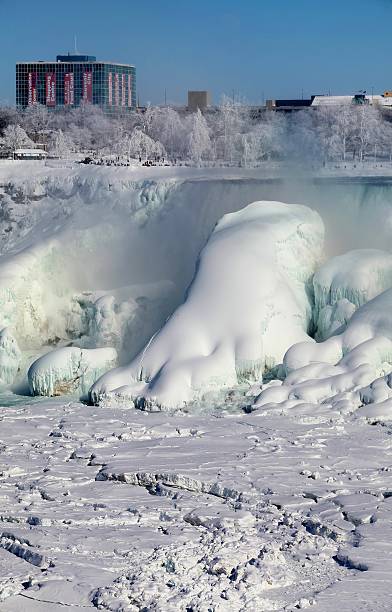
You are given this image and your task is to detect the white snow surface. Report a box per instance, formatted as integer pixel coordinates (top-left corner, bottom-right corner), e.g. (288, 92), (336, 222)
(1, 162), (392, 609)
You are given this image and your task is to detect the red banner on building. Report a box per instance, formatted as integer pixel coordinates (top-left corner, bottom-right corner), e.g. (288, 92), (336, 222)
(82, 71), (93, 103)
(45, 73), (56, 107)
(28, 72), (38, 105)
(121, 74), (126, 106)
(108, 72), (112, 106)
(128, 74), (132, 107)
(64, 73), (74, 105)
(114, 73), (119, 106)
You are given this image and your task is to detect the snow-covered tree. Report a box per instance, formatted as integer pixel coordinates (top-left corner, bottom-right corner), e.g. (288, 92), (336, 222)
(213, 95), (249, 163)
(23, 103), (51, 140)
(128, 128), (165, 159)
(0, 124), (34, 152)
(241, 112), (287, 165)
(158, 108), (187, 158)
(67, 124), (92, 153)
(332, 104), (357, 161)
(188, 109), (211, 163)
(0, 107), (20, 135)
(377, 116), (392, 161)
(316, 105), (343, 161)
(49, 129), (74, 158)
(351, 104), (383, 161)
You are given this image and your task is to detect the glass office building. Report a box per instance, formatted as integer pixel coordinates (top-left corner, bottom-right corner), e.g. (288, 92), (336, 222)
(16, 54), (136, 115)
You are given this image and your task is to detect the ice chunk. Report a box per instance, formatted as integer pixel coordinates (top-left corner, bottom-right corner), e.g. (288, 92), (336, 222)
(28, 346), (117, 397)
(90, 201), (324, 410)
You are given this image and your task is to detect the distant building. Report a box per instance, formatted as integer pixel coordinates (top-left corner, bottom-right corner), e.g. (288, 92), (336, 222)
(16, 54), (136, 114)
(188, 91), (211, 112)
(266, 98), (312, 112)
(311, 93), (392, 108)
(13, 148), (47, 160)
(265, 93), (392, 112)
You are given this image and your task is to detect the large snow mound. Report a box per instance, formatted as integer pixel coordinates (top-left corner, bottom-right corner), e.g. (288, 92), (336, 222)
(90, 201), (324, 410)
(313, 249), (392, 340)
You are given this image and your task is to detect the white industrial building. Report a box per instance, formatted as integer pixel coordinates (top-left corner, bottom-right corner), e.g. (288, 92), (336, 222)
(311, 94), (392, 107)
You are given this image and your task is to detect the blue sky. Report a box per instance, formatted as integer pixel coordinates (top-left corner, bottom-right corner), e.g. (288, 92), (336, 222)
(0, 0), (391, 106)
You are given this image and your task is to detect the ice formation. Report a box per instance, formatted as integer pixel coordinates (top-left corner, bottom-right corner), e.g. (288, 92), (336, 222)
(254, 285), (392, 409)
(313, 249), (392, 340)
(90, 201), (324, 409)
(28, 346), (117, 397)
(0, 328), (21, 386)
(66, 282), (175, 364)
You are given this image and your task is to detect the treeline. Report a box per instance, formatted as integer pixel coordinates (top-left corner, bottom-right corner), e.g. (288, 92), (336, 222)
(0, 96), (392, 165)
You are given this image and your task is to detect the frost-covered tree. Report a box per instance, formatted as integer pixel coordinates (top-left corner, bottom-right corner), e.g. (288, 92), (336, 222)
(142, 107), (188, 159)
(332, 104), (357, 161)
(188, 109), (211, 163)
(23, 103), (52, 140)
(49, 129), (74, 158)
(316, 105), (343, 161)
(159, 108), (187, 158)
(128, 128), (165, 159)
(0, 107), (20, 135)
(67, 124), (92, 153)
(377, 117), (392, 161)
(209, 95), (250, 164)
(351, 104), (383, 161)
(0, 124), (34, 152)
(241, 112), (287, 165)
(1, 94), (391, 166)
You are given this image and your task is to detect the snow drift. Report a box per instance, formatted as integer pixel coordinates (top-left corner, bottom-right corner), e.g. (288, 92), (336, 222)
(90, 201), (324, 410)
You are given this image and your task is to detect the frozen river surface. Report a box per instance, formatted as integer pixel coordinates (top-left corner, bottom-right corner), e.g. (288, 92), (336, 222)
(0, 394), (392, 611)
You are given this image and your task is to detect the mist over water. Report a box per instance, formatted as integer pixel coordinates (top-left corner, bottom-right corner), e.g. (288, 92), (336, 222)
(62, 174), (392, 310)
(114, 177), (392, 297)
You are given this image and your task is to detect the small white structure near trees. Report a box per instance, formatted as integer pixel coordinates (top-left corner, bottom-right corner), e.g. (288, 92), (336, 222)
(13, 148), (48, 160)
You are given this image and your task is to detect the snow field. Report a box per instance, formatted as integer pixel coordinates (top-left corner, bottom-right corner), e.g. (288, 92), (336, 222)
(1, 397), (392, 610)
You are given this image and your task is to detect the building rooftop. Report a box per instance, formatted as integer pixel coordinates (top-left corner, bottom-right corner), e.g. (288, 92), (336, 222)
(14, 149), (47, 156)
(56, 54), (96, 62)
(17, 54), (135, 68)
